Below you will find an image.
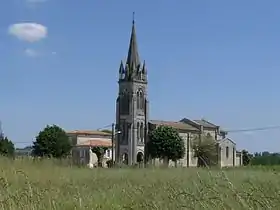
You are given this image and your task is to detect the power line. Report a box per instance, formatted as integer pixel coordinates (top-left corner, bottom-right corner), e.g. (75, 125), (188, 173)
(11, 124), (280, 145)
(96, 123), (280, 133)
(226, 125), (280, 133)
(96, 124), (113, 131)
(83, 122), (280, 134)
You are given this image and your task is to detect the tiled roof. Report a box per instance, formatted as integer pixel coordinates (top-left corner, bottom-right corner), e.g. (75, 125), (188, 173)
(77, 140), (112, 147)
(149, 120), (199, 131)
(193, 119), (217, 128)
(66, 130), (111, 136)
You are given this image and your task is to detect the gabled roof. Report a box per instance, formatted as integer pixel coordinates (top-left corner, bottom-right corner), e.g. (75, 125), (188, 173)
(179, 118), (201, 128)
(149, 120), (199, 131)
(217, 137), (236, 145)
(193, 119), (218, 128)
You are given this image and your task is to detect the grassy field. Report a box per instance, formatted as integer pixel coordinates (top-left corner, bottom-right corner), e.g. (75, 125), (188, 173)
(0, 158), (280, 210)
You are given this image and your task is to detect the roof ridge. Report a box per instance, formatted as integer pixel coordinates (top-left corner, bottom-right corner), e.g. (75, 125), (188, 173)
(200, 119), (217, 127)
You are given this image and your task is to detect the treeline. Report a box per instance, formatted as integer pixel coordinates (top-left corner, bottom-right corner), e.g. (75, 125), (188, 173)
(251, 151), (280, 165)
(0, 125), (72, 159)
(0, 136), (15, 157)
(242, 150), (280, 166)
(2, 124), (280, 168)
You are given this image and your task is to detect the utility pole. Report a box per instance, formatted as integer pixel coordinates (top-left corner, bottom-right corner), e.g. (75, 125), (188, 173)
(0, 121), (3, 140)
(111, 123), (115, 165)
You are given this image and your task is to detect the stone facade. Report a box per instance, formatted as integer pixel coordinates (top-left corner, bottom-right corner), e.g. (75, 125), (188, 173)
(113, 18), (243, 167)
(218, 138), (236, 167)
(115, 19), (148, 166)
(148, 119), (241, 168)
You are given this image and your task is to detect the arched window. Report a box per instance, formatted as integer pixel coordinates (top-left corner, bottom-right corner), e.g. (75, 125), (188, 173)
(126, 93), (130, 112)
(226, 146), (229, 158)
(137, 89), (145, 111)
(120, 90), (130, 114)
(137, 91), (140, 109)
(122, 123), (126, 143)
(137, 122), (140, 140)
(142, 95), (145, 110)
(121, 123), (129, 145)
(139, 91), (144, 110)
(140, 123), (144, 143)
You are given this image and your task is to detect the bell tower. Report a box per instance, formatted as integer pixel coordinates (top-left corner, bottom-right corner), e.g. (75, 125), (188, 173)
(115, 14), (149, 165)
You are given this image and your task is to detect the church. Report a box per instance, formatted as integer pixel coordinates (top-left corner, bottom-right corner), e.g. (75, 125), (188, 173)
(114, 18), (243, 167)
(70, 17), (243, 168)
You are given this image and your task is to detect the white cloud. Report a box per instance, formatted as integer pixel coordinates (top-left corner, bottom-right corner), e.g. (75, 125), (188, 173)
(8, 22), (47, 43)
(24, 49), (40, 57)
(26, 0), (47, 3)
(24, 49), (57, 57)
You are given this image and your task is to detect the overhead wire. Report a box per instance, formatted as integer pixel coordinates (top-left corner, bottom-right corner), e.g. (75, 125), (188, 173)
(226, 125), (280, 133)
(96, 124), (112, 131)
(11, 124), (280, 145)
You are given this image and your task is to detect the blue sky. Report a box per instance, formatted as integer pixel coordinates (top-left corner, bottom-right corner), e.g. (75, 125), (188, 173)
(1, 0), (280, 152)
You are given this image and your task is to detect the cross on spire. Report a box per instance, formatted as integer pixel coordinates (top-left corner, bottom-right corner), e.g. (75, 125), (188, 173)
(126, 12), (140, 70)
(132, 12), (135, 25)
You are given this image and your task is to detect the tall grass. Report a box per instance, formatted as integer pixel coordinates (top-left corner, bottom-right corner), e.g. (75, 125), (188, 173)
(0, 158), (280, 209)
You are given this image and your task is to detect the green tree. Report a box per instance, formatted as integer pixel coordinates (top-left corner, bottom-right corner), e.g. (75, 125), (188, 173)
(0, 137), (15, 157)
(91, 146), (109, 167)
(192, 134), (218, 167)
(241, 150), (252, 166)
(147, 125), (185, 166)
(32, 125), (72, 158)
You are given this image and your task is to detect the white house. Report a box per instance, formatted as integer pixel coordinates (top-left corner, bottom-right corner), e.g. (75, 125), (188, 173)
(67, 130), (114, 167)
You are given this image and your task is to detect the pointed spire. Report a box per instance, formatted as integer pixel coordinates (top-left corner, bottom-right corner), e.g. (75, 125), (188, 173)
(126, 12), (140, 70)
(119, 60), (124, 73)
(119, 60), (125, 80)
(142, 60), (146, 74)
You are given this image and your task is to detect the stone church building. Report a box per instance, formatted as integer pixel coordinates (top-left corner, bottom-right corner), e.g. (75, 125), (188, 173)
(114, 18), (243, 168)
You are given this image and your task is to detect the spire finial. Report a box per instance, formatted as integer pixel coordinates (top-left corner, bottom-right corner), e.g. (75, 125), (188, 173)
(132, 12), (135, 25)
(126, 11), (140, 72)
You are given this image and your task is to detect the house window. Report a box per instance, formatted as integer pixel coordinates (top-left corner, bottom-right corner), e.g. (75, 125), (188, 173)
(226, 147), (229, 158)
(106, 149), (110, 158)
